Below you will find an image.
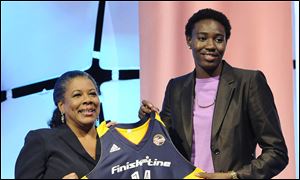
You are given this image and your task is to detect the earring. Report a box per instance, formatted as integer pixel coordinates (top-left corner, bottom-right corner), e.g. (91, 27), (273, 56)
(95, 118), (100, 126)
(61, 112), (65, 124)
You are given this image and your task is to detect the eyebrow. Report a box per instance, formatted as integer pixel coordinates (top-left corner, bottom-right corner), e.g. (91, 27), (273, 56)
(71, 89), (96, 94)
(196, 32), (225, 36)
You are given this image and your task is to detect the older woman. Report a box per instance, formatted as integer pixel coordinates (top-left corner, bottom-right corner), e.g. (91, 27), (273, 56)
(15, 70), (104, 179)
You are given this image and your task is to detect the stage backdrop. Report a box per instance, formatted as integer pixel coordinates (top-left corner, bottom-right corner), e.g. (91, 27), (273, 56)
(139, 1), (295, 179)
(1, 1), (140, 178)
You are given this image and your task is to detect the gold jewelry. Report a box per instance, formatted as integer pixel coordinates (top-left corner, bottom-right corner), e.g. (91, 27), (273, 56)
(197, 98), (216, 108)
(229, 171), (239, 179)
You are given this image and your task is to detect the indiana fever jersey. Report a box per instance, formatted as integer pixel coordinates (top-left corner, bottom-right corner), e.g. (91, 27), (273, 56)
(83, 112), (203, 179)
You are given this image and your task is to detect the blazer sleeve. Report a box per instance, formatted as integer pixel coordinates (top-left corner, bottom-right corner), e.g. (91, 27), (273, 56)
(15, 130), (48, 179)
(160, 78), (174, 131)
(237, 71), (289, 179)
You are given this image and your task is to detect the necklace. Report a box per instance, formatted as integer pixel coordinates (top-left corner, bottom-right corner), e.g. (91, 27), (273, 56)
(197, 98), (216, 108)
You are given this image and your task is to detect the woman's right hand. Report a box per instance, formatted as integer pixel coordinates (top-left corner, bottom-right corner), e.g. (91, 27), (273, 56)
(138, 100), (160, 119)
(62, 172), (79, 179)
(106, 121), (117, 127)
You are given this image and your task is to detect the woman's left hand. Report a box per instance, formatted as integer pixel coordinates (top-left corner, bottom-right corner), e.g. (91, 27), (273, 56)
(62, 172), (79, 179)
(195, 172), (232, 179)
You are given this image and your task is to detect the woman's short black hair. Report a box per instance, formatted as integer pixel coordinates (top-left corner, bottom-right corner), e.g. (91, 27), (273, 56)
(185, 8), (231, 40)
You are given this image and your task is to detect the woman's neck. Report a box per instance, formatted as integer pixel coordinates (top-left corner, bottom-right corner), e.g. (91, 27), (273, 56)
(67, 121), (98, 160)
(196, 63), (222, 78)
(67, 121), (97, 139)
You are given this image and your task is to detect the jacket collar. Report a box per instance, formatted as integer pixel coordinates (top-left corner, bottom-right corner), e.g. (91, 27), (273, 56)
(56, 124), (100, 165)
(211, 60), (236, 141)
(180, 60), (236, 148)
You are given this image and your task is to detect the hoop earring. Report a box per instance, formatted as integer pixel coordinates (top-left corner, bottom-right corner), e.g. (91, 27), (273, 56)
(61, 112), (65, 124)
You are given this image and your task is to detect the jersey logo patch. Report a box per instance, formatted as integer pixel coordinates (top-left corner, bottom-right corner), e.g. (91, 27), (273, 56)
(110, 144), (121, 153)
(153, 134), (165, 146)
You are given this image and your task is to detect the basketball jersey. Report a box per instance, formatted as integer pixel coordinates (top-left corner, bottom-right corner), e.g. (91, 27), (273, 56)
(82, 112), (203, 179)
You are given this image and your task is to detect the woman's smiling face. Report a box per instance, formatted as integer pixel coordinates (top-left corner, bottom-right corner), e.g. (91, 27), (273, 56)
(58, 76), (100, 128)
(187, 19), (227, 72)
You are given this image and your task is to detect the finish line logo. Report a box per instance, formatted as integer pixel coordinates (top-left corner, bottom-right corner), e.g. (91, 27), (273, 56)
(111, 156), (171, 174)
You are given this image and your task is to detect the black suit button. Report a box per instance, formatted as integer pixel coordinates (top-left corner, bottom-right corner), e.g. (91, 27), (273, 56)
(214, 149), (220, 155)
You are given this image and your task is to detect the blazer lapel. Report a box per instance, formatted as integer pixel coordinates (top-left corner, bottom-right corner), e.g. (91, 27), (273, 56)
(212, 61), (236, 141)
(57, 125), (96, 165)
(180, 71), (195, 148)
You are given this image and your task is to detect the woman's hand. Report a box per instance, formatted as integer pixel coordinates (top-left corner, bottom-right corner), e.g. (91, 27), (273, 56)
(106, 121), (117, 127)
(62, 172), (79, 179)
(195, 172), (232, 179)
(138, 100), (160, 119)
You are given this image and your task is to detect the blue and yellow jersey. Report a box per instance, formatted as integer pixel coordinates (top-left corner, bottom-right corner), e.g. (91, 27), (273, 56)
(82, 112), (203, 179)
